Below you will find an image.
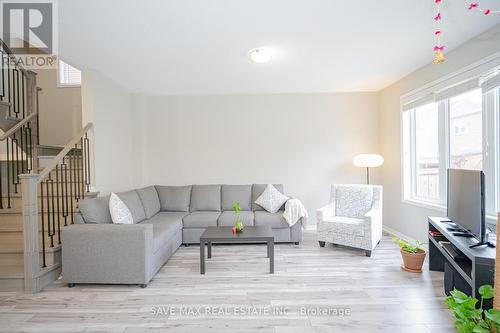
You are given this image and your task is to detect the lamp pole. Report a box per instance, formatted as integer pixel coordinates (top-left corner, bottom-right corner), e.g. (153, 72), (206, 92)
(366, 167), (370, 185)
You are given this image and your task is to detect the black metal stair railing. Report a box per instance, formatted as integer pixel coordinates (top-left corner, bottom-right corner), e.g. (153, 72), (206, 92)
(0, 38), (39, 209)
(37, 126), (92, 268)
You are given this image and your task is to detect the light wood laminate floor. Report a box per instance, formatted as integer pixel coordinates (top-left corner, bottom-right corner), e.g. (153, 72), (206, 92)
(0, 230), (455, 333)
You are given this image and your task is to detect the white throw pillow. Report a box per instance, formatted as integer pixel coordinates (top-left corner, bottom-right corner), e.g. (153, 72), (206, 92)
(255, 184), (289, 213)
(109, 192), (133, 224)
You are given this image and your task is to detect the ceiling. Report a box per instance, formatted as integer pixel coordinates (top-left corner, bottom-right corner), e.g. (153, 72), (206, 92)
(58, 0), (500, 96)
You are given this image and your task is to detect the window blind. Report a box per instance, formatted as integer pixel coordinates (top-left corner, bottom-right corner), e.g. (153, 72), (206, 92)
(401, 93), (435, 112)
(59, 60), (81, 86)
(481, 74), (500, 93)
(435, 78), (479, 101)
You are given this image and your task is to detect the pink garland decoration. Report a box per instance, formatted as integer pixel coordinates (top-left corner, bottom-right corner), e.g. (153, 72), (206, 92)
(464, 0), (500, 15)
(433, 0), (500, 64)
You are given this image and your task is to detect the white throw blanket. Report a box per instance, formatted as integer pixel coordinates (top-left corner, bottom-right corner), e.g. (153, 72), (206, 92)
(283, 199), (308, 227)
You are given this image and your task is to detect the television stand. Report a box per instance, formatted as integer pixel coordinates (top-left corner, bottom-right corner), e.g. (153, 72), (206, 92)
(428, 217), (495, 309)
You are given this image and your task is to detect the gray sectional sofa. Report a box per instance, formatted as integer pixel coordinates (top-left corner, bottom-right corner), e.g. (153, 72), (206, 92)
(62, 184), (303, 287)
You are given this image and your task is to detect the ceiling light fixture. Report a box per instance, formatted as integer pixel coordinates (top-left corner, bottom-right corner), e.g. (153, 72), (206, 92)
(248, 47), (274, 64)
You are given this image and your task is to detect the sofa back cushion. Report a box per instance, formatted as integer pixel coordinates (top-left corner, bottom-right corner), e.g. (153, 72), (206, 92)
(190, 185), (221, 212)
(221, 185), (252, 211)
(116, 190), (147, 223)
(136, 186), (161, 219)
(78, 195), (112, 224)
(252, 184), (284, 211)
(155, 185), (192, 212)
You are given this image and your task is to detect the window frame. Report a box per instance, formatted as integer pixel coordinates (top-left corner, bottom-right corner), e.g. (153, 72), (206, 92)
(401, 85), (499, 225)
(57, 59), (81, 88)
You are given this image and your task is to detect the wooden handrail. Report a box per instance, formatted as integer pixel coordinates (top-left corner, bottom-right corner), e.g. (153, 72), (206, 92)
(38, 122), (93, 181)
(0, 112), (38, 141)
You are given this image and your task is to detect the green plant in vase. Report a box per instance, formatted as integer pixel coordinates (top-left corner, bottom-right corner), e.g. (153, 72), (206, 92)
(232, 201), (244, 234)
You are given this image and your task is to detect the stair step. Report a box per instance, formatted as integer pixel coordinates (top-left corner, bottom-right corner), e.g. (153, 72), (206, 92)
(0, 263), (24, 291)
(0, 191), (97, 211)
(0, 209), (80, 229)
(0, 230), (63, 251)
(35, 145), (64, 157)
(0, 246), (60, 266)
(0, 265), (23, 278)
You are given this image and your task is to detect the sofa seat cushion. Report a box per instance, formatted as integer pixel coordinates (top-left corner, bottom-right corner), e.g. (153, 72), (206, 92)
(217, 211), (254, 227)
(140, 212), (186, 253)
(183, 211), (221, 228)
(190, 185), (221, 212)
(221, 185), (252, 211)
(254, 210), (288, 228)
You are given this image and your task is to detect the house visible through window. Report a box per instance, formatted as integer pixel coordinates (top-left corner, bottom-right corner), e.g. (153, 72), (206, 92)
(58, 60), (81, 87)
(414, 103), (440, 201)
(449, 89), (482, 170)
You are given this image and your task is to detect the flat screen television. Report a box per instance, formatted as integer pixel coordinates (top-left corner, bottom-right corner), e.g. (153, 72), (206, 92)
(447, 168), (485, 243)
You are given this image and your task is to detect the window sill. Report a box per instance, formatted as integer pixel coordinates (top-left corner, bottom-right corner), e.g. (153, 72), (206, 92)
(401, 198), (498, 225)
(401, 198), (447, 213)
(57, 83), (81, 88)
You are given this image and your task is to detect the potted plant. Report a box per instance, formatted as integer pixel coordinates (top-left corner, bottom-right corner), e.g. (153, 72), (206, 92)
(445, 285), (500, 333)
(392, 237), (427, 272)
(232, 201), (244, 234)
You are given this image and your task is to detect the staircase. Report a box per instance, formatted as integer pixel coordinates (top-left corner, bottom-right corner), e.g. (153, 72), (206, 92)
(0, 39), (96, 292)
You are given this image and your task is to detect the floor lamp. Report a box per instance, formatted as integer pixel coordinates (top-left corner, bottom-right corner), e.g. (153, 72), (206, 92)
(353, 154), (384, 184)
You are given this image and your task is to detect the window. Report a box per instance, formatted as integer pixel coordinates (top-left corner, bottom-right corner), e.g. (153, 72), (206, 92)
(402, 77), (500, 221)
(414, 103), (440, 201)
(58, 60), (81, 87)
(449, 90), (482, 170)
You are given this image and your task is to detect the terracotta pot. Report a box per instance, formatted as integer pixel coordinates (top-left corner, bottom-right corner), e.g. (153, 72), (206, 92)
(400, 249), (426, 272)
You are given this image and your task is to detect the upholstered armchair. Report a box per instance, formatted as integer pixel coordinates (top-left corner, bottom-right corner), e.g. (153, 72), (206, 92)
(317, 184), (383, 257)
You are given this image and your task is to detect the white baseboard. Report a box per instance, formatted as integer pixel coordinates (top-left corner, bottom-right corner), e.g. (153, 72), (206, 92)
(382, 225), (428, 250)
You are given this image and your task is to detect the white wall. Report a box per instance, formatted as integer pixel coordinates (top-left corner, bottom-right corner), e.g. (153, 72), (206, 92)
(141, 93), (380, 222)
(81, 71), (140, 194)
(36, 69), (82, 146)
(379, 24), (500, 241)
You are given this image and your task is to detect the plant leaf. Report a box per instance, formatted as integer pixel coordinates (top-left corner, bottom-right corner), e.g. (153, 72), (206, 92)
(479, 285), (494, 300)
(485, 309), (500, 324)
(451, 289), (470, 304)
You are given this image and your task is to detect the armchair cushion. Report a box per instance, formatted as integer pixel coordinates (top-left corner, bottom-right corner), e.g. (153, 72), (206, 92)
(334, 185), (373, 218)
(320, 216), (366, 236)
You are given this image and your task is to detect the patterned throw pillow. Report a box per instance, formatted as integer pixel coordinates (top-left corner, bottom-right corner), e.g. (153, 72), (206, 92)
(109, 192), (134, 224)
(254, 184), (289, 213)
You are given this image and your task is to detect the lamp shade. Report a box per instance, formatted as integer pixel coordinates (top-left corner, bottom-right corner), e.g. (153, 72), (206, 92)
(353, 154), (384, 168)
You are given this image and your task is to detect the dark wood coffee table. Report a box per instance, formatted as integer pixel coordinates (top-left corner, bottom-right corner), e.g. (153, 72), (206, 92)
(199, 226), (274, 274)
